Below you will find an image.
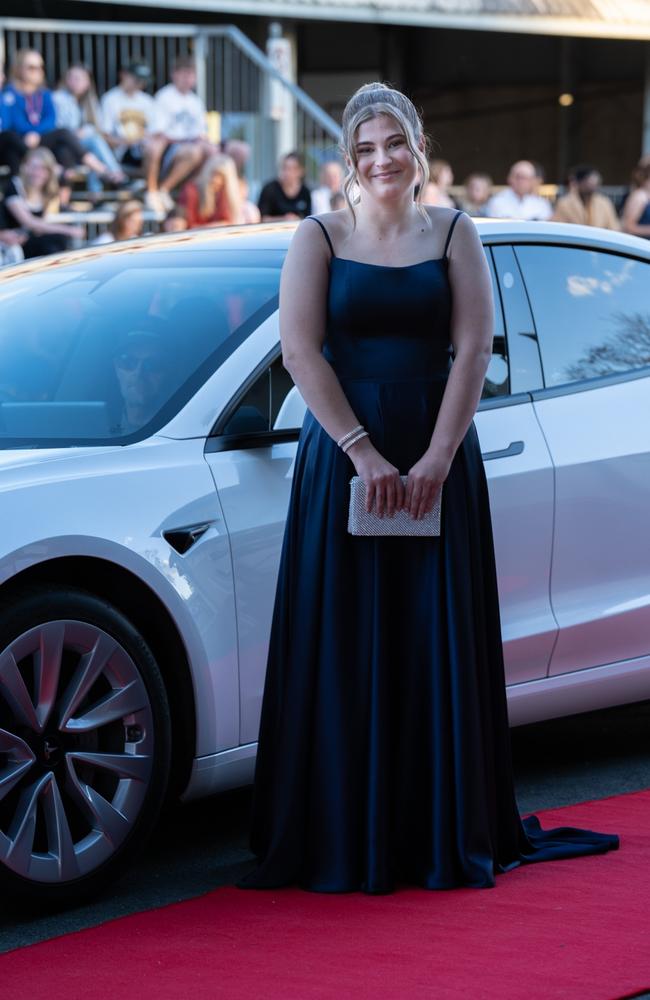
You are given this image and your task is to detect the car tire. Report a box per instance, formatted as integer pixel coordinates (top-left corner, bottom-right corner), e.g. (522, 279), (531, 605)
(0, 586), (171, 905)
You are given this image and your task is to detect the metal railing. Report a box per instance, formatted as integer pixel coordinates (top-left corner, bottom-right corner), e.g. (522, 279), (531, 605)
(0, 18), (342, 194)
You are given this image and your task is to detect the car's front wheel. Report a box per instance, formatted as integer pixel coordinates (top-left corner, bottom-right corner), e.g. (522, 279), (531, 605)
(0, 587), (171, 904)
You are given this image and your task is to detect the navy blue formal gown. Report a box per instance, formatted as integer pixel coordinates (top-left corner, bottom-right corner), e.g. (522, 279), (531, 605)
(237, 210), (619, 894)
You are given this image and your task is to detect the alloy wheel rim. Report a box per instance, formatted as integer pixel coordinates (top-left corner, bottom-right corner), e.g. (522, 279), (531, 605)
(0, 620), (154, 884)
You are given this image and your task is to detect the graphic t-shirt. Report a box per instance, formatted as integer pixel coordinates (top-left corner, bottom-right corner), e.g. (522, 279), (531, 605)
(100, 87), (160, 157)
(257, 179), (312, 219)
(154, 84), (206, 141)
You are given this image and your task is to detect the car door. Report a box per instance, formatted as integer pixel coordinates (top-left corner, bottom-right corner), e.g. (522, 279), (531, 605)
(475, 246), (558, 686)
(515, 243), (650, 676)
(204, 331), (302, 746)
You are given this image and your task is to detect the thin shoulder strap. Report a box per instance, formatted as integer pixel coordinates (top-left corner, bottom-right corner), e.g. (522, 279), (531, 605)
(306, 215), (335, 258)
(443, 209), (463, 259)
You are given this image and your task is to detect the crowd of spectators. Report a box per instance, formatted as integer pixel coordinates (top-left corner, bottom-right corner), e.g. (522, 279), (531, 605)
(1, 45), (650, 267)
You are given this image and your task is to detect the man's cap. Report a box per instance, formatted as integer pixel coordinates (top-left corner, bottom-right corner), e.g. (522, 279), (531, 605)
(125, 62), (152, 81)
(116, 323), (168, 354)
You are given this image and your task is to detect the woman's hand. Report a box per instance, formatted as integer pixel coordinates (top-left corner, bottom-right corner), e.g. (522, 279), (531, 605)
(0, 229), (26, 246)
(346, 437), (405, 517)
(24, 132), (41, 149)
(403, 450), (451, 520)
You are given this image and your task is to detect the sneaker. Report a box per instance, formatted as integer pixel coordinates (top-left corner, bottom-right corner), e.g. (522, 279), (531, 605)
(159, 190), (175, 212)
(144, 190), (165, 215)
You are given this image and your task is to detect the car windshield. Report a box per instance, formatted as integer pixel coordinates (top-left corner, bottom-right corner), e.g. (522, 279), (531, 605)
(0, 248), (281, 448)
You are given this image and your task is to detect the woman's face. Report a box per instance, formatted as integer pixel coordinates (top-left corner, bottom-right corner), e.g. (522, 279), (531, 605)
(279, 157), (303, 187)
(18, 52), (44, 87)
(211, 172), (225, 194)
(66, 67), (90, 98)
(466, 176), (490, 204)
(436, 164), (453, 188)
(122, 209), (143, 239)
(351, 114), (421, 205)
(24, 157), (50, 188)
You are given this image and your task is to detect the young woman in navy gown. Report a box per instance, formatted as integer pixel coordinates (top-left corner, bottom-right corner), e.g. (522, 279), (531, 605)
(237, 82), (619, 894)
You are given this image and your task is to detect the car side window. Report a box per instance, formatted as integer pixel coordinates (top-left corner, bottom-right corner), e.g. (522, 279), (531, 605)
(481, 252), (509, 400)
(515, 246), (650, 387)
(220, 356), (300, 435)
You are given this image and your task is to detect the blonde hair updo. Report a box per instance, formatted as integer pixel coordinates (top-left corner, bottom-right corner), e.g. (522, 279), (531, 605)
(339, 81), (431, 228)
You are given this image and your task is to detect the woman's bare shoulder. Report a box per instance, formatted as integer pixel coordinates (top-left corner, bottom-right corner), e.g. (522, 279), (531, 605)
(312, 208), (352, 242)
(285, 215), (333, 274)
(623, 188), (648, 210)
(422, 204), (462, 227)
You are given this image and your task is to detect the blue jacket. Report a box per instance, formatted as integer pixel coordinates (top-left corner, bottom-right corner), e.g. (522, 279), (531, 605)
(1, 84), (56, 136)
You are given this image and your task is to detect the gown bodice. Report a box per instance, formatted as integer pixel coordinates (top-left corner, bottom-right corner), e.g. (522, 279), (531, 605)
(322, 257), (454, 380)
(308, 213), (458, 381)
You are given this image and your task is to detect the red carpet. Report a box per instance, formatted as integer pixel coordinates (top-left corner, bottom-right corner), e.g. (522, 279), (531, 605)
(2, 790), (649, 1000)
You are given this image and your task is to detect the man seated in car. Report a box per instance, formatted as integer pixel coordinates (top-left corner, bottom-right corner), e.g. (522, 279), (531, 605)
(111, 325), (170, 435)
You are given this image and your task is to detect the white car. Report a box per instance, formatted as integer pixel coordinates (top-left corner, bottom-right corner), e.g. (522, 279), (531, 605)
(0, 220), (648, 902)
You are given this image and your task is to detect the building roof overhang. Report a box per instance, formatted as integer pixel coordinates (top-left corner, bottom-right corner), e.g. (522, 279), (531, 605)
(81, 0), (650, 41)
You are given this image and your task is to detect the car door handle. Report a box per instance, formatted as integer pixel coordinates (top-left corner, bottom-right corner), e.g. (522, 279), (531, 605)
(163, 521), (214, 555)
(481, 440), (525, 461)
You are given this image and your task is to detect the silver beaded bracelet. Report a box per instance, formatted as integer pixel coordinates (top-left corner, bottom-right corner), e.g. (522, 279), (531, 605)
(337, 424), (364, 449)
(341, 430), (369, 453)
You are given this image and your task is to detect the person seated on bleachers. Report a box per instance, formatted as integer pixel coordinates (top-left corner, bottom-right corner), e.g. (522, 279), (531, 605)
(1, 49), (116, 201)
(0, 146), (84, 258)
(215, 138), (259, 224)
(151, 56), (217, 214)
(54, 64), (127, 193)
(484, 160), (552, 221)
(459, 172), (492, 217)
(422, 159), (460, 209)
(177, 152), (244, 228)
(552, 165), (620, 230)
(162, 205), (189, 232)
(310, 159), (343, 216)
(239, 175), (261, 224)
(91, 199), (144, 245)
(0, 227), (26, 267)
(217, 138), (259, 223)
(258, 151), (312, 221)
(0, 58), (26, 184)
(621, 160), (650, 239)
(100, 62), (168, 214)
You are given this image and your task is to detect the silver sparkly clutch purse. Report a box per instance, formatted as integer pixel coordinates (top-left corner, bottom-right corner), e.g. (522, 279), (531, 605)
(347, 475), (442, 536)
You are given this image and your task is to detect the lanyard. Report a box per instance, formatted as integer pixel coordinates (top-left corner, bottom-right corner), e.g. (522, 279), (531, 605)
(25, 91), (44, 127)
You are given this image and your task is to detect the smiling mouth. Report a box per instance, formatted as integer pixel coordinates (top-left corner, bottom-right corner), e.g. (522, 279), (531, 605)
(375, 171), (398, 179)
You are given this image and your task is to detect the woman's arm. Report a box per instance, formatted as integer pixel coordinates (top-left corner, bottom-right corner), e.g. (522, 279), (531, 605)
(621, 190), (650, 237)
(403, 212), (493, 519)
(281, 218), (405, 516)
(4, 196), (82, 238)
